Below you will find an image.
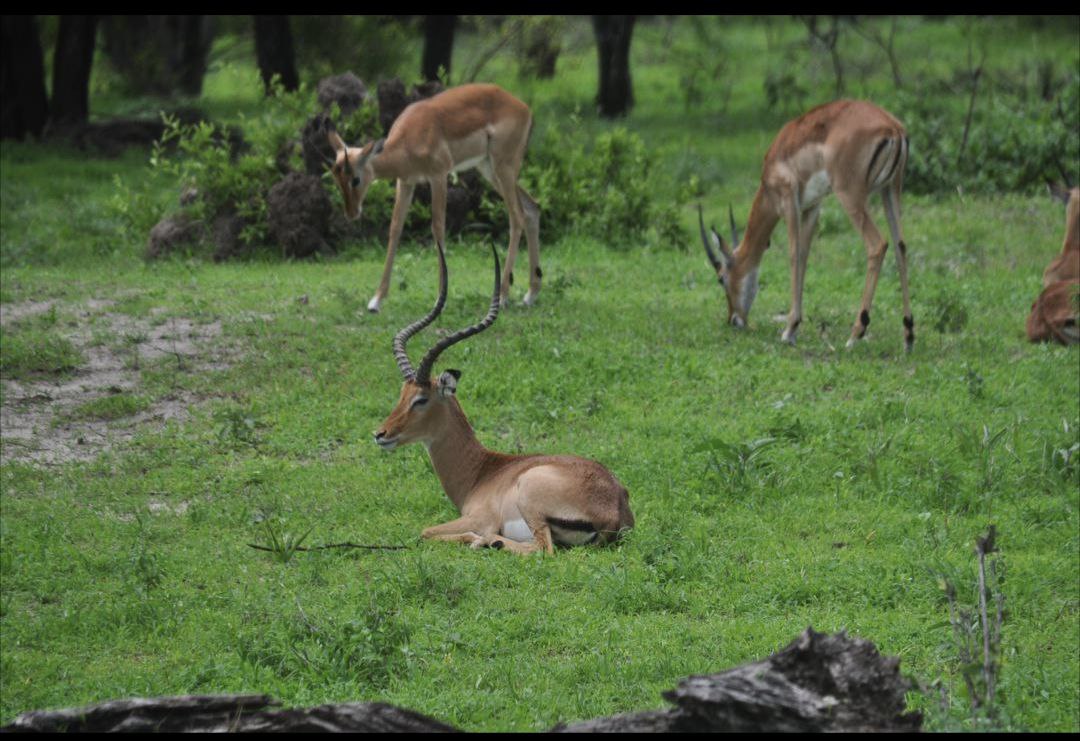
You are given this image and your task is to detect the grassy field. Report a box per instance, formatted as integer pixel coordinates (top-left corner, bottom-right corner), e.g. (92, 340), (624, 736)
(2, 16), (1078, 732)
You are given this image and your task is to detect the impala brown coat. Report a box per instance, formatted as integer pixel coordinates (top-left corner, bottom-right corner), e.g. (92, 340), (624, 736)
(374, 240), (633, 555)
(328, 83), (542, 312)
(1042, 186), (1080, 287)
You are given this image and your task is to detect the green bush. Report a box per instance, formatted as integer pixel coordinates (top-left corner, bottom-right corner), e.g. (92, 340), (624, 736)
(891, 72), (1079, 195)
(522, 123), (685, 247)
(139, 76), (385, 253)
(131, 73), (686, 258)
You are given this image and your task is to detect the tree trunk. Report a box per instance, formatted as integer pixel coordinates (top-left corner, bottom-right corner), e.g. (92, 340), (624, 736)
(592, 15), (636, 118)
(253, 15), (299, 94)
(421, 15), (457, 83)
(0, 15), (49, 139)
(99, 16), (212, 96)
(50, 15), (99, 127)
(171, 15), (213, 96)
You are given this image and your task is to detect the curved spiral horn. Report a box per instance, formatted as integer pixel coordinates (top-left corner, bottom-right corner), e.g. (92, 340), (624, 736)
(415, 241), (502, 386)
(728, 204), (741, 247)
(392, 239), (448, 381)
(698, 203), (731, 269)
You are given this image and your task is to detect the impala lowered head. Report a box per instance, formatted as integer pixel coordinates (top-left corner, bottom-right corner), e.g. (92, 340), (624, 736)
(698, 203), (758, 327)
(374, 239), (502, 451)
(327, 127), (383, 221)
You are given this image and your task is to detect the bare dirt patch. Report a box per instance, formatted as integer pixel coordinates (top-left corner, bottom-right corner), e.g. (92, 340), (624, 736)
(1, 299), (243, 465)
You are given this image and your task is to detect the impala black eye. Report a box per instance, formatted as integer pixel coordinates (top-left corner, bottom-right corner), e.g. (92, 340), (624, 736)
(412, 397), (429, 408)
(351, 177), (361, 187)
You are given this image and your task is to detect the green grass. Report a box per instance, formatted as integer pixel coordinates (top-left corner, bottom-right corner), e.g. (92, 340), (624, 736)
(61, 393), (150, 423)
(0, 328), (82, 379)
(1, 15), (1078, 734)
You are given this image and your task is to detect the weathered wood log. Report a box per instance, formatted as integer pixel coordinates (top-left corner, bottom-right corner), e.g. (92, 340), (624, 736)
(0, 696), (457, 733)
(556, 628), (923, 733)
(0, 628), (921, 733)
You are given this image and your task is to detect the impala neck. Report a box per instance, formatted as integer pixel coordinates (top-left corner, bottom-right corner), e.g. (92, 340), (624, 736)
(423, 400), (499, 512)
(732, 185), (780, 269)
(369, 144), (408, 182)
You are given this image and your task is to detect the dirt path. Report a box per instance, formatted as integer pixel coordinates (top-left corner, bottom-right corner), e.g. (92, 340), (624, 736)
(1, 299), (240, 466)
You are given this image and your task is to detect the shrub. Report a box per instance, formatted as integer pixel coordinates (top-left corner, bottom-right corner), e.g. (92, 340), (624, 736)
(522, 123), (685, 247)
(140, 75), (385, 256)
(890, 71), (1079, 195)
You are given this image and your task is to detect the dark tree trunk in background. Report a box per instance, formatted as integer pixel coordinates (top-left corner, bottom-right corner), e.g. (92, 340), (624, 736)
(421, 15), (456, 82)
(100, 15), (213, 96)
(172, 15), (213, 96)
(0, 15), (49, 139)
(592, 15), (636, 118)
(253, 15), (299, 93)
(50, 15), (98, 127)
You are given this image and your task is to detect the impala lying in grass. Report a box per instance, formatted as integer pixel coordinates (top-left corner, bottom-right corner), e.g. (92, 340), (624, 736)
(373, 241), (634, 555)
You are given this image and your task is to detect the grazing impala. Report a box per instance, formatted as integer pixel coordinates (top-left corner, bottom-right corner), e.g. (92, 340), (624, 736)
(1026, 279), (1079, 345)
(374, 240), (634, 555)
(328, 83), (542, 313)
(700, 99), (914, 350)
(1042, 182), (1079, 287)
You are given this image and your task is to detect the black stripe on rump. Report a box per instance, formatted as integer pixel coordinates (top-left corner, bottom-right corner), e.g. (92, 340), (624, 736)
(866, 138), (890, 185)
(880, 136), (904, 185)
(546, 516), (597, 532)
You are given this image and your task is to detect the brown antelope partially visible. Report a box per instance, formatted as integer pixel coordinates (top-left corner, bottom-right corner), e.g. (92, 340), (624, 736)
(700, 99), (914, 350)
(1026, 279), (1079, 345)
(374, 240), (634, 555)
(1042, 182), (1080, 287)
(327, 83), (542, 313)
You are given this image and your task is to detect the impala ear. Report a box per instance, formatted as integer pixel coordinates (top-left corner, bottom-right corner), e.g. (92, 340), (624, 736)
(327, 129), (347, 155)
(437, 369), (461, 397)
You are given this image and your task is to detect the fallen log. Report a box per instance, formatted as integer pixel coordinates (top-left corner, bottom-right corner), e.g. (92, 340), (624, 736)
(1, 628), (921, 733)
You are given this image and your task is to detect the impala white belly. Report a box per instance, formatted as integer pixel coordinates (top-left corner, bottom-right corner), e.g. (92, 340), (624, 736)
(452, 154), (487, 174)
(501, 517), (534, 543)
(802, 170), (832, 208)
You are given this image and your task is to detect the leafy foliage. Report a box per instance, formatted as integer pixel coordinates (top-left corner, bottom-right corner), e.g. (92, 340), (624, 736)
(523, 123), (684, 247)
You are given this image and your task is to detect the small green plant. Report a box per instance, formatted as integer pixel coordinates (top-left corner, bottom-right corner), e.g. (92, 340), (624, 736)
(214, 404), (262, 447)
(255, 521), (313, 564)
(932, 527), (1008, 731)
(692, 436), (780, 490)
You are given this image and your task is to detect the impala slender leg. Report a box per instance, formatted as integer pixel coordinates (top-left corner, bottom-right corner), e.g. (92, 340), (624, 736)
(781, 199), (804, 345)
(369, 180), (415, 313)
(783, 205), (820, 346)
(421, 515), (492, 541)
(517, 186), (542, 306)
(882, 185), (914, 351)
(429, 176), (448, 253)
(836, 190), (888, 348)
(493, 165), (527, 308)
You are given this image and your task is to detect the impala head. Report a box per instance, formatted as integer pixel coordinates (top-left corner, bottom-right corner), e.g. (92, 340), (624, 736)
(374, 240), (502, 451)
(327, 128), (383, 221)
(698, 204), (758, 328)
